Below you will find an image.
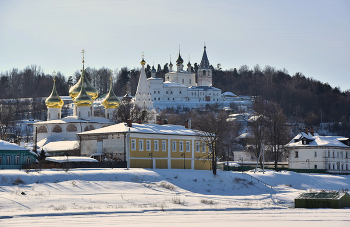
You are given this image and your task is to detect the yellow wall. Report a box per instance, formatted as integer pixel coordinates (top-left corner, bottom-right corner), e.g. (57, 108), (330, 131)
(156, 159), (168, 169)
(171, 159), (192, 169)
(170, 139), (192, 158)
(130, 159), (152, 168)
(194, 160), (211, 170)
(130, 137), (168, 158)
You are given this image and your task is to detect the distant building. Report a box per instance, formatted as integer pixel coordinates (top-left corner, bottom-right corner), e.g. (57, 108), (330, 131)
(77, 121), (211, 170)
(286, 127), (350, 174)
(0, 140), (37, 169)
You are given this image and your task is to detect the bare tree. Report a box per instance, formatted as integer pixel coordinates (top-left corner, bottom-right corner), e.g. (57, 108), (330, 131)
(192, 110), (232, 175)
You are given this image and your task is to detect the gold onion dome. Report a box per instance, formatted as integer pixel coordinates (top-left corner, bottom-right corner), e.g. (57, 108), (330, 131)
(69, 53), (99, 101)
(45, 77), (64, 108)
(140, 58), (146, 66)
(103, 77), (120, 109)
(74, 74), (94, 107)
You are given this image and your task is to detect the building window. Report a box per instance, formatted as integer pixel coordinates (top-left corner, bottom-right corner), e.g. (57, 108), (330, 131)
(172, 141), (176, 152)
(328, 151), (330, 158)
(314, 165), (317, 169)
(337, 152), (339, 158)
(162, 140), (166, 151)
(88, 111), (90, 117)
(146, 140), (151, 151)
(52, 124), (63, 133)
(179, 141), (183, 152)
(333, 151), (335, 158)
(7, 156), (11, 164)
(154, 140), (159, 151)
(202, 142), (206, 153)
(166, 91), (168, 94)
(26, 157), (31, 164)
(158, 91), (160, 94)
(139, 140), (144, 151)
(195, 142), (200, 152)
(182, 79), (184, 84)
(341, 164), (344, 170)
(131, 139), (136, 150)
(186, 141), (190, 152)
(173, 98), (174, 100)
(189, 79), (191, 84)
(179, 91), (182, 94)
(15, 155), (19, 165)
(158, 98), (160, 100)
(340, 152), (343, 158)
(314, 151), (317, 157)
(154, 91), (156, 94)
(328, 163), (331, 169)
(0, 156), (2, 164)
(295, 151), (298, 158)
(346, 164), (348, 170)
(346, 152), (348, 158)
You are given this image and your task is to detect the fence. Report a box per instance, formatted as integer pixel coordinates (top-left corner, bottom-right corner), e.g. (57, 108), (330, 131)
(22, 161), (127, 170)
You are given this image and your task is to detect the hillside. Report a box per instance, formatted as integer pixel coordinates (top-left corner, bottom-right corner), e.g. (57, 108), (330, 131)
(1, 168), (350, 226)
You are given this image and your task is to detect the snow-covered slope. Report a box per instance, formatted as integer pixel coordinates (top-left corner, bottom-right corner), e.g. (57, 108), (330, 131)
(1, 169), (349, 226)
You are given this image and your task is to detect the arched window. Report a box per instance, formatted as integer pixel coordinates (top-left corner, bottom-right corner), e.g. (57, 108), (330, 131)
(67, 124), (77, 132)
(84, 125), (95, 132)
(52, 125), (63, 133)
(37, 125), (47, 133)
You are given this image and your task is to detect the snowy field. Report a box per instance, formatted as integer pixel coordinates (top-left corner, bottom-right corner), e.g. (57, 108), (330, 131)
(1, 168), (350, 226)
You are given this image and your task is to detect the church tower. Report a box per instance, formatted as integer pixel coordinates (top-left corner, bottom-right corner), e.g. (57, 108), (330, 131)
(134, 55), (154, 110)
(69, 50), (99, 117)
(74, 69), (94, 120)
(197, 45), (212, 86)
(103, 71), (120, 120)
(45, 71), (64, 120)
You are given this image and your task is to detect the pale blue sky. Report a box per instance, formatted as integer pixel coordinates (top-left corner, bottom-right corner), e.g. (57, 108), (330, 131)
(1, 0), (349, 91)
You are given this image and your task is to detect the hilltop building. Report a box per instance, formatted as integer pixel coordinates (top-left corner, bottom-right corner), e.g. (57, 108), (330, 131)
(147, 46), (223, 109)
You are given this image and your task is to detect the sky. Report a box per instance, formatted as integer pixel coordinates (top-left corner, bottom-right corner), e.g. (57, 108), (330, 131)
(0, 0), (349, 91)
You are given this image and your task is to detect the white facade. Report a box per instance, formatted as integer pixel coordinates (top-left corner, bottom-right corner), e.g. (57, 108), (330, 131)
(286, 132), (350, 174)
(146, 46), (223, 109)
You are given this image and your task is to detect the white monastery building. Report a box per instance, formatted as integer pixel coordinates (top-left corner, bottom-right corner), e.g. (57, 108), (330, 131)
(146, 46), (223, 109)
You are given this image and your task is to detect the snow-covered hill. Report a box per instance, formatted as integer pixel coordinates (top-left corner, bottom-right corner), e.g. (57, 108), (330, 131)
(1, 169), (349, 226)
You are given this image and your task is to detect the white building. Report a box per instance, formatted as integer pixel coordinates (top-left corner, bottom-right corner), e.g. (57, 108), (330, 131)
(147, 46), (223, 109)
(286, 129), (350, 174)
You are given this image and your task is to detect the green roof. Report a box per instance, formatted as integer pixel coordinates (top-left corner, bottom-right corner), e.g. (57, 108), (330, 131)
(296, 192), (347, 200)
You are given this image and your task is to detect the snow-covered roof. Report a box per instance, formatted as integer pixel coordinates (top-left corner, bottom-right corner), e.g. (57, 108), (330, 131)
(46, 156), (98, 163)
(167, 70), (193, 74)
(43, 141), (79, 152)
(78, 123), (199, 136)
(0, 140), (37, 156)
(222, 92), (237, 97)
(286, 132), (349, 148)
(34, 116), (112, 125)
(188, 86), (221, 91)
(163, 81), (187, 88)
(0, 140), (30, 151)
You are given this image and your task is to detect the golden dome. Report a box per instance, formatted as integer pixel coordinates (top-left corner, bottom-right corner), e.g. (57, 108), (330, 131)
(74, 74), (93, 107)
(69, 64), (99, 101)
(45, 78), (64, 108)
(140, 58), (146, 66)
(102, 77), (120, 109)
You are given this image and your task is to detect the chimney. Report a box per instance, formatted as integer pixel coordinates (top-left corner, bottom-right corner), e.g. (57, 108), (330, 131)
(310, 126), (314, 136)
(137, 118), (142, 124)
(157, 118), (162, 125)
(127, 119), (132, 127)
(185, 120), (188, 129)
(305, 126), (308, 135)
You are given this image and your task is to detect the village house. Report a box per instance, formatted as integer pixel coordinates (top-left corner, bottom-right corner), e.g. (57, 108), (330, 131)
(286, 127), (350, 174)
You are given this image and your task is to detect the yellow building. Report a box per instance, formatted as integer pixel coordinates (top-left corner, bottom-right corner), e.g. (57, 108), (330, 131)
(77, 121), (211, 170)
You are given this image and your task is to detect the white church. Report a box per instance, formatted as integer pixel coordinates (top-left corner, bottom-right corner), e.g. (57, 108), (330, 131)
(146, 46), (223, 109)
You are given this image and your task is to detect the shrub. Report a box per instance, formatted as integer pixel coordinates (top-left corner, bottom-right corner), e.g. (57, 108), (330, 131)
(201, 199), (215, 204)
(160, 182), (175, 190)
(13, 177), (25, 185)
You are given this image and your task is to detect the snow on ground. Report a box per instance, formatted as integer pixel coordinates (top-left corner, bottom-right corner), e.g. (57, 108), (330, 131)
(0, 168), (350, 226)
